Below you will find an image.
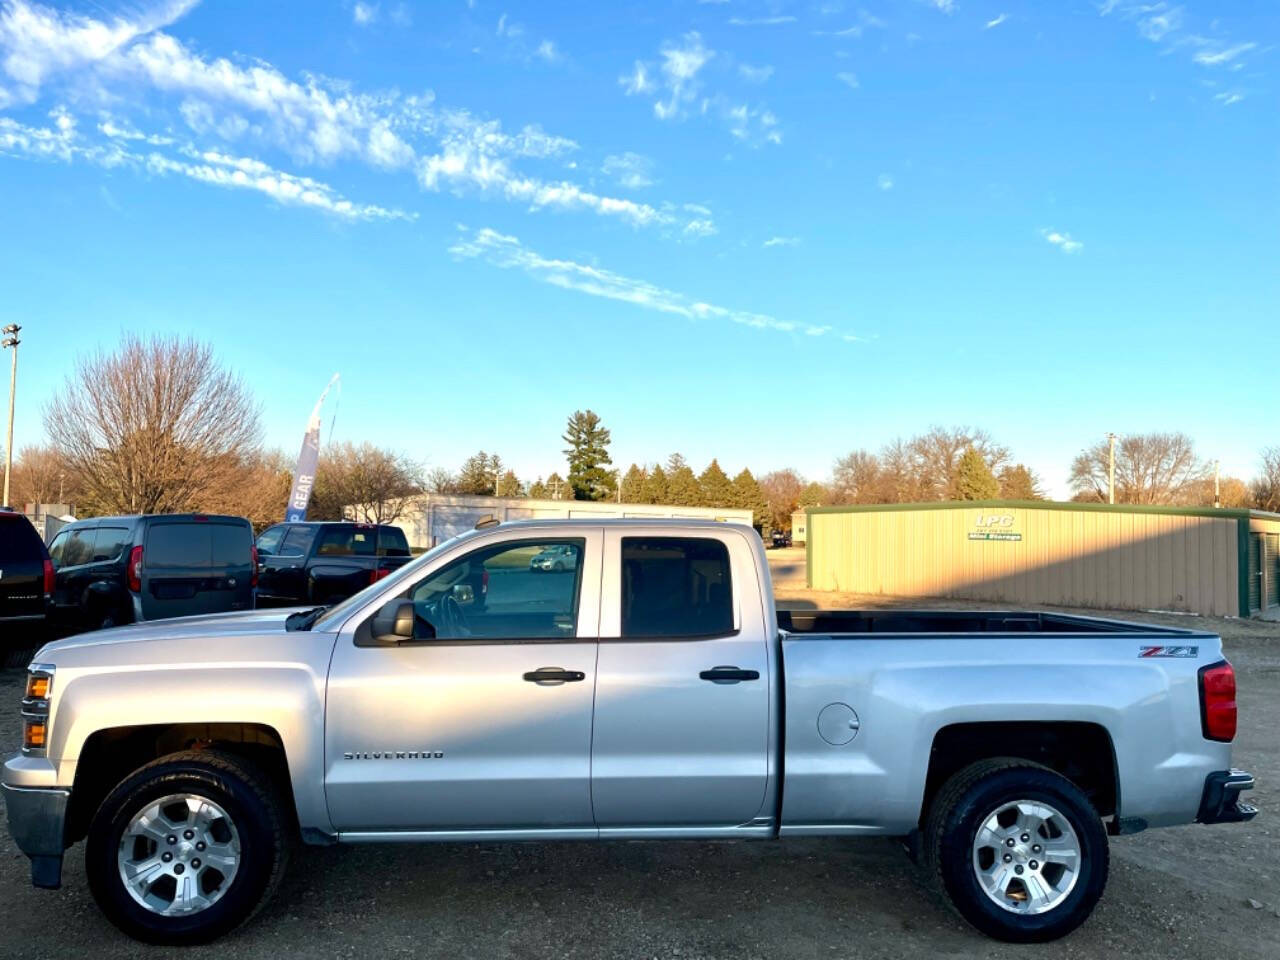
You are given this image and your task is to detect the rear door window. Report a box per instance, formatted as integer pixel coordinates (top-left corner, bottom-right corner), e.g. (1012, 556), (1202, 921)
(377, 526), (410, 557)
(211, 524), (252, 567)
(46, 529), (69, 566)
(255, 525), (287, 555)
(0, 517), (44, 563)
(61, 528), (96, 568)
(91, 526), (130, 563)
(620, 537), (734, 638)
(146, 523), (212, 568)
(279, 525), (317, 557)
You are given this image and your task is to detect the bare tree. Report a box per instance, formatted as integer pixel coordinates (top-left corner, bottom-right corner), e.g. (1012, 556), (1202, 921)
(1252, 446), (1280, 513)
(423, 466), (458, 494)
(759, 468), (804, 530)
(1069, 432), (1209, 505)
(198, 449), (293, 531)
(908, 426), (1009, 500)
(9, 445), (76, 508)
(44, 335), (262, 514)
(309, 441), (423, 523)
(831, 450), (882, 504)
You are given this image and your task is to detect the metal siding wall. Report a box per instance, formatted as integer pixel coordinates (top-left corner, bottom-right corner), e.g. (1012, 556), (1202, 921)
(807, 505), (1242, 616)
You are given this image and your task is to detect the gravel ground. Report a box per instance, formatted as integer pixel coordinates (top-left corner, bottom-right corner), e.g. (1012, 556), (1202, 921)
(0, 577), (1275, 959)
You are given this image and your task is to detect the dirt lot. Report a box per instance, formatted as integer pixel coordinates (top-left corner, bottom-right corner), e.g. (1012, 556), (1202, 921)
(0, 561), (1275, 959)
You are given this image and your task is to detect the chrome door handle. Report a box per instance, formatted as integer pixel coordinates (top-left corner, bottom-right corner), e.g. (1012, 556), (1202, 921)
(523, 667), (586, 685)
(699, 666), (760, 684)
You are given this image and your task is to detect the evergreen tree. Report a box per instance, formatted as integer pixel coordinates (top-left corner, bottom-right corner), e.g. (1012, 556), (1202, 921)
(641, 464), (668, 504)
(799, 481), (827, 508)
(955, 446), (1001, 500)
(527, 476), (549, 499)
(731, 468), (769, 528)
(666, 452), (688, 474)
(998, 464), (1043, 500)
(666, 464), (701, 506)
(494, 469), (523, 498)
(698, 459), (735, 508)
(619, 463), (646, 502)
(562, 409), (613, 501)
(457, 450), (498, 495)
(545, 472), (569, 500)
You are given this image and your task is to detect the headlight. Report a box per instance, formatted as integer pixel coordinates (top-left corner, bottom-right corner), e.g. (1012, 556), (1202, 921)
(22, 663), (54, 755)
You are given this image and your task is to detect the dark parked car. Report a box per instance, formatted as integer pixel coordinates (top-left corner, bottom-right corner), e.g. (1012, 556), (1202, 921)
(0, 508), (53, 640)
(255, 521), (413, 606)
(771, 530), (792, 548)
(47, 514), (256, 634)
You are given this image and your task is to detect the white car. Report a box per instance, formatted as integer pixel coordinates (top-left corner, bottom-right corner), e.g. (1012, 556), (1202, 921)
(529, 544), (578, 572)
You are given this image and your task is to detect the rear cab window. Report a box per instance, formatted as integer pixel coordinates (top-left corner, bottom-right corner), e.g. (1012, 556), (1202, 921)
(279, 525), (317, 557)
(377, 526), (410, 557)
(621, 537), (734, 638)
(317, 525), (375, 557)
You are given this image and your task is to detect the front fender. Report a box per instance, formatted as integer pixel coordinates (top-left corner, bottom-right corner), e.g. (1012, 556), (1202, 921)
(45, 656), (334, 837)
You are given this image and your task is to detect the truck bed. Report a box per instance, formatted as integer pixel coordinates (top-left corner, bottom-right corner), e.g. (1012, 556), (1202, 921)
(777, 608), (1209, 636)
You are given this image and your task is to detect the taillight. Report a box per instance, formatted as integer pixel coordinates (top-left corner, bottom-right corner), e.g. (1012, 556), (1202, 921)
(127, 545), (143, 593)
(250, 545), (259, 588)
(1199, 661), (1237, 742)
(42, 558), (53, 595)
(370, 568), (390, 584)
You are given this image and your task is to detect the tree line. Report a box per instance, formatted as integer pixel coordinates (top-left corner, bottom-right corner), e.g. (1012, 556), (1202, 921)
(8, 335), (1280, 533)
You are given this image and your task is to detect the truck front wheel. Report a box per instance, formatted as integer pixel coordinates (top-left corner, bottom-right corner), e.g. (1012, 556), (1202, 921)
(923, 759), (1108, 942)
(85, 751), (289, 944)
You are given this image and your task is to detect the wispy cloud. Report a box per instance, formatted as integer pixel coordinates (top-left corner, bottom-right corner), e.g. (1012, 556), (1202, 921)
(622, 31), (780, 145)
(1193, 42), (1256, 66)
(1, 107), (412, 220)
(836, 71), (859, 89)
(728, 16), (797, 27)
(738, 63), (774, 83)
(1041, 228), (1083, 254)
(763, 235), (800, 247)
(352, 2), (378, 26)
(0, 0), (708, 232)
(602, 151), (654, 189)
(877, 173), (893, 190)
(985, 13), (1008, 29)
(450, 228), (853, 340)
(924, 0), (955, 13)
(1213, 90), (1244, 106)
(534, 39), (559, 63)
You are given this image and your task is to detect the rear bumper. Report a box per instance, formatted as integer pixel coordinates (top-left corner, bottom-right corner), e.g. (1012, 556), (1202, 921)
(1196, 769), (1258, 825)
(1, 782), (68, 888)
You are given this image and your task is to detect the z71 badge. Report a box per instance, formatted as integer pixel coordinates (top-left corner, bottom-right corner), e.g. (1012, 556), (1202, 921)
(1139, 645), (1199, 658)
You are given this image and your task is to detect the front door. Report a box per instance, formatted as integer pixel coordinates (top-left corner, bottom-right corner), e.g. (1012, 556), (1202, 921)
(324, 529), (603, 833)
(591, 529), (772, 829)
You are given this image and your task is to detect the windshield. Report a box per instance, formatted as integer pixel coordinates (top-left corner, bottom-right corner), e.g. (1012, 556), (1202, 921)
(310, 529), (478, 631)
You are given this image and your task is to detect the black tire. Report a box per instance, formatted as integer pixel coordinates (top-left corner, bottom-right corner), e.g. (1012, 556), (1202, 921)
(85, 751), (290, 945)
(923, 758), (1108, 943)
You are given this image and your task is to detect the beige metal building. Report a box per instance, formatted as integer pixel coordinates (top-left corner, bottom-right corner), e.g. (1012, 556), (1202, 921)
(806, 501), (1280, 618)
(389, 493), (754, 551)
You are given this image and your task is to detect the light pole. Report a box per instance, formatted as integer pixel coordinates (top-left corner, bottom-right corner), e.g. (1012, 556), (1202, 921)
(2, 323), (19, 509)
(1106, 432), (1118, 505)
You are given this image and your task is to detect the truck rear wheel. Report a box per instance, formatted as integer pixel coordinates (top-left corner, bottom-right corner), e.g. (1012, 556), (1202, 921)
(85, 751), (289, 944)
(923, 758), (1108, 942)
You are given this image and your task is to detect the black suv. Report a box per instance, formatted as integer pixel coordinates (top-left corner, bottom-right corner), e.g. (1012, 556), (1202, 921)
(47, 514), (257, 634)
(0, 508), (53, 642)
(255, 521), (413, 606)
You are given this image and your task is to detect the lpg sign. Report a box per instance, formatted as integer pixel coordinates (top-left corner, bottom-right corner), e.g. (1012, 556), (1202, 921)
(968, 511), (1023, 542)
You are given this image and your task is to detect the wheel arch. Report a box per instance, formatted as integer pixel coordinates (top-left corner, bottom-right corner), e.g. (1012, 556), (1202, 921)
(921, 721), (1119, 826)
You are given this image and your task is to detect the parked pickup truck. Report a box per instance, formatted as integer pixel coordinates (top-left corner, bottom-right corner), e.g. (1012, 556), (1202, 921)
(254, 521), (412, 606)
(3, 519), (1256, 946)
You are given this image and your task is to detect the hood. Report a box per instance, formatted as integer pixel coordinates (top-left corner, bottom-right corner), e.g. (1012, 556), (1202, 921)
(38, 606), (314, 657)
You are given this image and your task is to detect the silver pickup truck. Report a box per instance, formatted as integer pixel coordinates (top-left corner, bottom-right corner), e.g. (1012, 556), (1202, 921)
(3, 519), (1256, 945)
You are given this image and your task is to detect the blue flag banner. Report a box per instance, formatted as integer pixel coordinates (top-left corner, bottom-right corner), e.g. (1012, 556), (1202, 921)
(286, 373), (340, 522)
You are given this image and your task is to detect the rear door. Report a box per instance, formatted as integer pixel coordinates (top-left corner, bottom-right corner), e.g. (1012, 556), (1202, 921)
(0, 513), (48, 621)
(254, 524), (289, 600)
(591, 529), (771, 829)
(140, 518), (254, 620)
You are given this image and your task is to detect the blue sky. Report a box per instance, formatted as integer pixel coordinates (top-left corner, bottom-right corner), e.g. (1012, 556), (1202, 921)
(0, 0), (1276, 497)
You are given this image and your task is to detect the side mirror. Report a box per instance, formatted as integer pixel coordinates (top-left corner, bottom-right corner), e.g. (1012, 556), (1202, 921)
(371, 599), (418, 643)
(451, 583), (474, 603)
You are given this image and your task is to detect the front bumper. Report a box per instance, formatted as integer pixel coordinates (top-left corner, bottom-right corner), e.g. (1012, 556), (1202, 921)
(1196, 769), (1258, 825)
(1, 783), (69, 888)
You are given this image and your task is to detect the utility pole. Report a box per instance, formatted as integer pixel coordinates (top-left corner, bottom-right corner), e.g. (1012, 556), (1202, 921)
(2, 323), (20, 509)
(1214, 460), (1221, 509)
(1106, 432), (1118, 505)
